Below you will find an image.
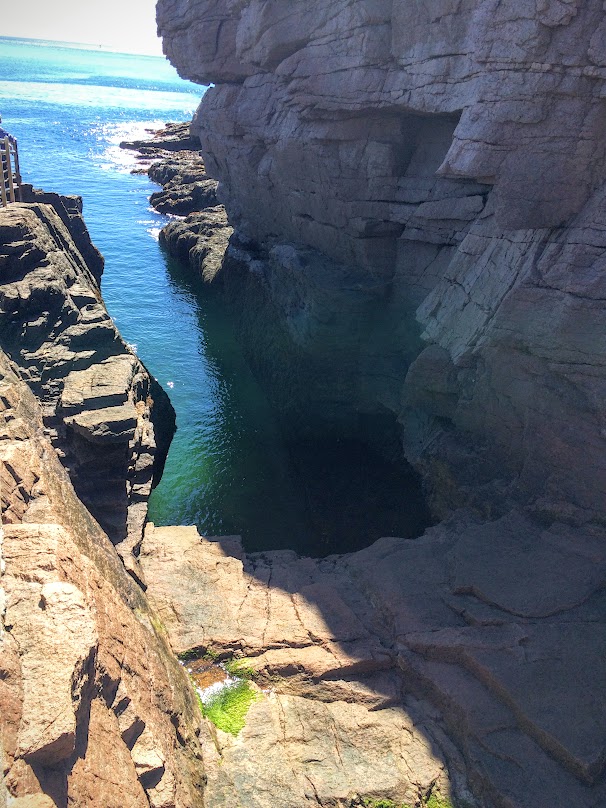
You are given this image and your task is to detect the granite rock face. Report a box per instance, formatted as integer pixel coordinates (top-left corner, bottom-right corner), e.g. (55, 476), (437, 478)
(141, 522), (606, 808)
(0, 201), (175, 550)
(18, 185), (104, 284)
(0, 351), (205, 807)
(158, 0), (606, 524)
(154, 4), (606, 805)
(141, 526), (459, 808)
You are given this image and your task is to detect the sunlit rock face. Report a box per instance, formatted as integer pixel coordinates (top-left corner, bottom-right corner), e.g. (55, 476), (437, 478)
(0, 350), (205, 808)
(158, 0), (606, 523)
(140, 520), (606, 808)
(159, 0), (606, 230)
(0, 199), (175, 552)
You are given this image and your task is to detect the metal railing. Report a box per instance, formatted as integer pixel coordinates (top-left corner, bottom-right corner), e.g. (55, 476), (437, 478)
(1, 136), (21, 207)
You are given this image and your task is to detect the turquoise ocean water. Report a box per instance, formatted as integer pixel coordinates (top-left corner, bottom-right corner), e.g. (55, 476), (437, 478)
(0, 37), (429, 555)
(0, 35), (304, 548)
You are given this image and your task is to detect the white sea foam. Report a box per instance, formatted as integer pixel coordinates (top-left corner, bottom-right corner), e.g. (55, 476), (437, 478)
(195, 673), (239, 705)
(92, 120), (166, 174)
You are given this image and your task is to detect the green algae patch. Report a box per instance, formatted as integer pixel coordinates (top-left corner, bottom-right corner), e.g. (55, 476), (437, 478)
(362, 792), (455, 808)
(424, 794), (454, 808)
(179, 651), (261, 735)
(223, 656), (256, 680)
(178, 647), (207, 662)
(202, 680), (259, 736)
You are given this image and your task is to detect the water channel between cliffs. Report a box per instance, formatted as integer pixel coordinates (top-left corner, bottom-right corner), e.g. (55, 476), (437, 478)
(9, 104), (431, 556)
(65, 145), (431, 557)
(144, 255), (433, 555)
(99, 168), (432, 556)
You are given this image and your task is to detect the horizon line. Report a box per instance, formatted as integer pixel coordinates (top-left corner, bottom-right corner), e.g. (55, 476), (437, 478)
(0, 34), (165, 59)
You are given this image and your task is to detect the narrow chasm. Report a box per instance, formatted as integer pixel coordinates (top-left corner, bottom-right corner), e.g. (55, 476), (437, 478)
(133, 110), (478, 558)
(147, 251), (433, 557)
(282, 427), (432, 557)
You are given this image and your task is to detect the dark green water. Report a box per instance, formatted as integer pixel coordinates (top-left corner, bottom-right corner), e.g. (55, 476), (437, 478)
(146, 255), (312, 551)
(1, 36), (431, 557)
(148, 256), (431, 556)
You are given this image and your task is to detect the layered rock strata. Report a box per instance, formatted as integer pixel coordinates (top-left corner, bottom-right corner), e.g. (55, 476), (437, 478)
(121, 123), (233, 281)
(154, 2), (606, 807)
(18, 185), (104, 285)
(0, 350), (205, 807)
(0, 201), (175, 553)
(157, 0), (606, 524)
(141, 521), (606, 808)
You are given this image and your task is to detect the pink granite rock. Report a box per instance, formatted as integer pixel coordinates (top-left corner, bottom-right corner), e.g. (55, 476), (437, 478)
(0, 352), (205, 806)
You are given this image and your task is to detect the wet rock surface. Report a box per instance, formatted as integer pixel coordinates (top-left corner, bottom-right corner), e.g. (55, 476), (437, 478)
(0, 201), (175, 549)
(141, 521), (606, 808)
(0, 352), (205, 807)
(121, 122), (233, 282)
(160, 207), (233, 283)
(121, 121), (200, 155)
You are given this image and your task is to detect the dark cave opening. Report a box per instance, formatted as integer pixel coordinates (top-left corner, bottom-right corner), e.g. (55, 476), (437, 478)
(149, 252), (434, 558)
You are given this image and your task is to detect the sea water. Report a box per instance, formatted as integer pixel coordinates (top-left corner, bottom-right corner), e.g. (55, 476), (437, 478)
(0, 36), (430, 555)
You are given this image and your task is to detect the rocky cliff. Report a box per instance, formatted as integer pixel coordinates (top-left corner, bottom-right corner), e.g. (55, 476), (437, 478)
(153, 2), (606, 807)
(0, 199), (207, 806)
(158, 0), (606, 524)
(0, 197), (175, 557)
(0, 351), (205, 808)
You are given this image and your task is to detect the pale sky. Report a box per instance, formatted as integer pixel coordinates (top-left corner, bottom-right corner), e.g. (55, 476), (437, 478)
(2, 0), (164, 56)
